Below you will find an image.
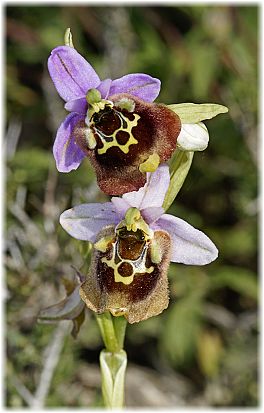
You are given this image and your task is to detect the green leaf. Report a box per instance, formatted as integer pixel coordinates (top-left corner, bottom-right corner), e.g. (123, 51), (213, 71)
(168, 103), (228, 124)
(161, 294), (202, 366)
(100, 350), (127, 408)
(197, 329), (223, 377)
(162, 150), (194, 211)
(210, 266), (258, 301)
(189, 46), (219, 99)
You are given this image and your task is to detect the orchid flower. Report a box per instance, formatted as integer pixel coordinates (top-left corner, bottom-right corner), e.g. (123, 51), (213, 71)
(48, 46), (181, 195)
(60, 164), (218, 324)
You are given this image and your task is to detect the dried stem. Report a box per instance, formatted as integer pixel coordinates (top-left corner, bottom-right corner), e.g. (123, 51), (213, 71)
(32, 321), (70, 408)
(11, 321), (70, 408)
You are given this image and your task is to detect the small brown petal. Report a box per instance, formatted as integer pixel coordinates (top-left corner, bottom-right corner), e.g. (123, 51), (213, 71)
(38, 287), (84, 321)
(74, 93), (181, 195)
(71, 308), (85, 339)
(38, 273), (86, 338)
(79, 226), (172, 323)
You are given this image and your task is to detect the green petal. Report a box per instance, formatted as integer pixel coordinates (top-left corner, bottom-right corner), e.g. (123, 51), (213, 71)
(168, 103), (228, 124)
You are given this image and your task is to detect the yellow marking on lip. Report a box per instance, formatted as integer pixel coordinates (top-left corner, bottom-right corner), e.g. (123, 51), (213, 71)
(96, 112), (140, 155)
(85, 127), (97, 150)
(139, 153), (160, 173)
(94, 235), (114, 253)
(110, 307), (128, 317)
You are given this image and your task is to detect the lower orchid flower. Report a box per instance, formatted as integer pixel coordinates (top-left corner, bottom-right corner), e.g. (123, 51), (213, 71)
(48, 45), (181, 195)
(60, 164), (218, 323)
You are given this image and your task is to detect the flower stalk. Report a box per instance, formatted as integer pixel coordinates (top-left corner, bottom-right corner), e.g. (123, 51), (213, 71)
(96, 312), (127, 353)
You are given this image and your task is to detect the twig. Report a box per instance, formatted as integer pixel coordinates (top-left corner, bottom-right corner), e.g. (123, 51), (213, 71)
(11, 376), (35, 407)
(43, 165), (59, 234)
(32, 321), (70, 408)
(11, 322), (70, 408)
(8, 203), (43, 248)
(5, 239), (25, 270)
(5, 117), (22, 160)
(15, 185), (27, 210)
(203, 303), (236, 330)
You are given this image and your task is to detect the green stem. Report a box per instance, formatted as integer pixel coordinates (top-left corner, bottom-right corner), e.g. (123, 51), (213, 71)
(96, 312), (120, 353)
(112, 315), (127, 349)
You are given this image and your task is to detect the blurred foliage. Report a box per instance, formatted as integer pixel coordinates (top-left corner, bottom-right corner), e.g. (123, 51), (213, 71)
(5, 4), (258, 408)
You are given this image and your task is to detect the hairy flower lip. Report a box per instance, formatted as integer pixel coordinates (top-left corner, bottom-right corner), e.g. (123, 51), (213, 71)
(71, 93), (181, 195)
(79, 225), (172, 323)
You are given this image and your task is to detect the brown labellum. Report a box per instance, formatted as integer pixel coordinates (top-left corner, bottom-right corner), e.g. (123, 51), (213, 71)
(79, 225), (172, 323)
(74, 93), (181, 195)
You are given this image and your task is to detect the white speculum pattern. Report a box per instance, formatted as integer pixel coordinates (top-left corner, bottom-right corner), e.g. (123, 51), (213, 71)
(102, 237), (154, 285)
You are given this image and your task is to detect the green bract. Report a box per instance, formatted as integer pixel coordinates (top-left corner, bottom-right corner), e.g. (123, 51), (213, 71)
(163, 150), (194, 211)
(168, 103), (228, 124)
(100, 349), (127, 408)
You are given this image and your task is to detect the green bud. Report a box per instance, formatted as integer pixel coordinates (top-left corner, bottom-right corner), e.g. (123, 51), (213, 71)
(64, 27), (74, 48)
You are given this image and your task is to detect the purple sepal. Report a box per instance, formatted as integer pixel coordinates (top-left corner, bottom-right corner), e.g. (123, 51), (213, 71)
(97, 78), (112, 99)
(53, 112), (86, 172)
(109, 73), (161, 102)
(48, 45), (100, 102)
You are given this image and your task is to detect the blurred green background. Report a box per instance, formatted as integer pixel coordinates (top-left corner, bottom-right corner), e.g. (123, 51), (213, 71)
(5, 5), (258, 408)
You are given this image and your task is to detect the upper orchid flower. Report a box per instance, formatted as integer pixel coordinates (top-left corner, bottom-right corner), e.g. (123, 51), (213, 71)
(48, 45), (181, 195)
(60, 164), (218, 324)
